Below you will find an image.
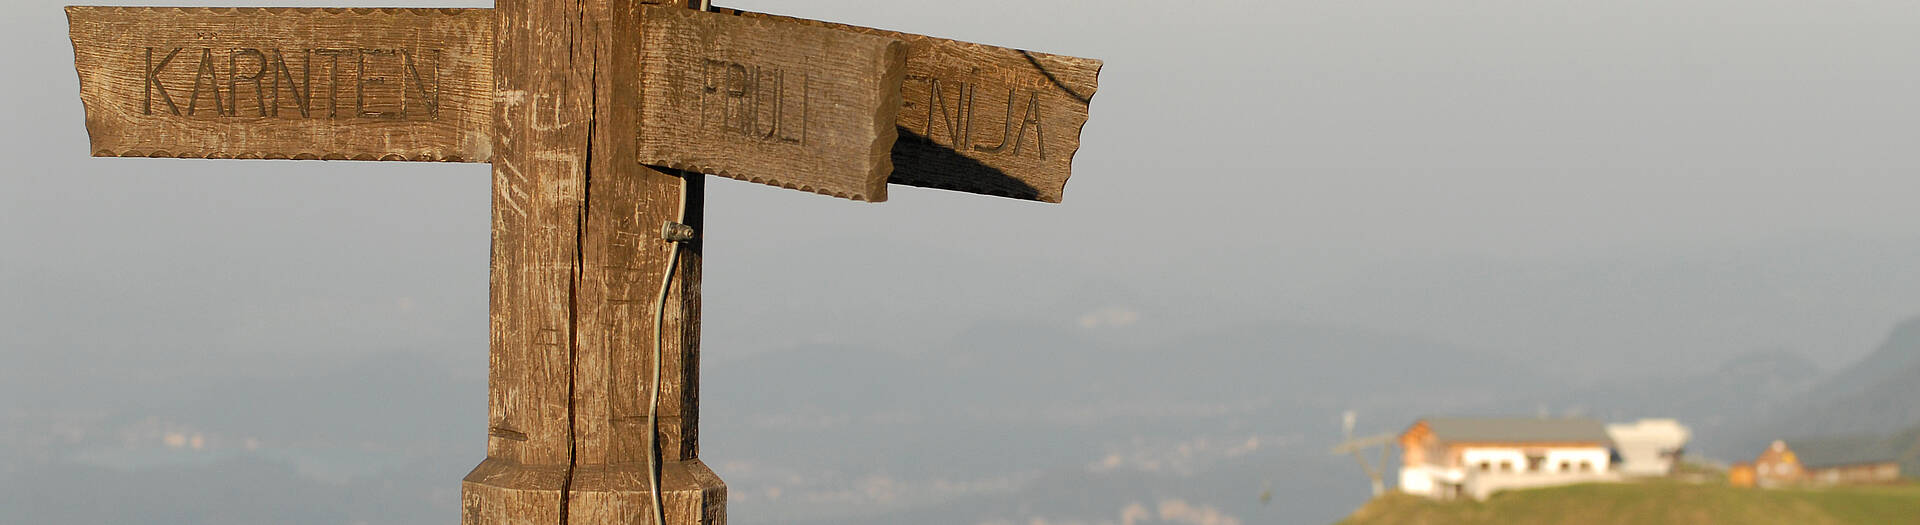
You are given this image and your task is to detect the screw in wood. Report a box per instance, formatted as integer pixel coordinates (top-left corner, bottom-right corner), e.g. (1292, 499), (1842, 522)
(660, 221), (697, 242)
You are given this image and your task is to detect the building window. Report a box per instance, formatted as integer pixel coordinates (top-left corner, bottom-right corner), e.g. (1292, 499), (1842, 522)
(1479, 461), (1491, 472)
(1559, 461), (1572, 472)
(1580, 460), (1593, 472)
(1501, 460), (1513, 472)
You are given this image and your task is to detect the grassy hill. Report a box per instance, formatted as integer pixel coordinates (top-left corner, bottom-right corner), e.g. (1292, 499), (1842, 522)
(1339, 481), (1920, 525)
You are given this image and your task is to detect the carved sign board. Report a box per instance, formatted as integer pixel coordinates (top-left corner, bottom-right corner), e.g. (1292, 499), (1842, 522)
(67, 5), (1099, 203)
(67, 7), (493, 162)
(714, 9), (1102, 203)
(637, 6), (907, 202)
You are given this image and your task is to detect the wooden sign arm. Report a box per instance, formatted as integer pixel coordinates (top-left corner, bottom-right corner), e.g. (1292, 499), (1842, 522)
(67, 7), (495, 162)
(69, 5), (1100, 204)
(705, 7), (1102, 203)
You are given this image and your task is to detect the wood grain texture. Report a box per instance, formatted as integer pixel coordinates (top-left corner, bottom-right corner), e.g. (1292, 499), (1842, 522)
(470, 0), (722, 523)
(574, 0), (709, 469)
(482, 0), (586, 473)
(66, 6), (493, 162)
(567, 460), (727, 525)
(712, 8), (1101, 203)
(577, 4), (720, 522)
(461, 459), (567, 525)
(464, 459), (723, 525)
(637, 6), (905, 202)
(468, 0), (591, 518)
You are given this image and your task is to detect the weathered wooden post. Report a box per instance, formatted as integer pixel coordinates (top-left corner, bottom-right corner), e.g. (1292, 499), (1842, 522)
(66, 0), (1100, 522)
(460, 0), (725, 523)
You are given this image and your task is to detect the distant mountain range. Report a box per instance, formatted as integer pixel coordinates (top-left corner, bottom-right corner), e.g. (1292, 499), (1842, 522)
(701, 318), (1557, 525)
(718, 313), (1920, 525)
(1484, 314), (1920, 466)
(1709, 316), (1920, 461)
(2, 313), (1549, 525)
(1773, 317), (1920, 434)
(6, 301), (1918, 524)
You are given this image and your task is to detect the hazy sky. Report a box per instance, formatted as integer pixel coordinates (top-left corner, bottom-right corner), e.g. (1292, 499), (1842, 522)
(9, 1), (1920, 523)
(8, 0), (1920, 435)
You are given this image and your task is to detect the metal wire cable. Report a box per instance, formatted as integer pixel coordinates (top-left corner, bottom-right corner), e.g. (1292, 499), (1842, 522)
(651, 4), (709, 523)
(649, 178), (688, 525)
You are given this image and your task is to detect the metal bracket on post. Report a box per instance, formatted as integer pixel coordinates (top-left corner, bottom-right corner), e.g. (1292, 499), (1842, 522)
(660, 222), (696, 243)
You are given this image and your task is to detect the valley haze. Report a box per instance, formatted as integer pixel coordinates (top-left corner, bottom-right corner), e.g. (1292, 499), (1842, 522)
(7, 0), (1920, 523)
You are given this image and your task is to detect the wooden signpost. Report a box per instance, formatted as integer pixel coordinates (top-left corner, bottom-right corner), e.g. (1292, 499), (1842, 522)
(66, 1), (1101, 523)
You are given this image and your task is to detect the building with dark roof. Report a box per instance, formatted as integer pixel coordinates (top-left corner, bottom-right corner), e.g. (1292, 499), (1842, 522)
(1750, 436), (1903, 488)
(1736, 426), (1920, 488)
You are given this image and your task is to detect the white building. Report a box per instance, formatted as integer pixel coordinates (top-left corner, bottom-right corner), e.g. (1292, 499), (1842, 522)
(1397, 417), (1619, 500)
(1606, 419), (1691, 477)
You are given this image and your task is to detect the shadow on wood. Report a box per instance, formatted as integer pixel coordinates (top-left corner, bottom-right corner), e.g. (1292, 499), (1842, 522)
(706, 7), (1101, 204)
(890, 126), (1041, 201)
